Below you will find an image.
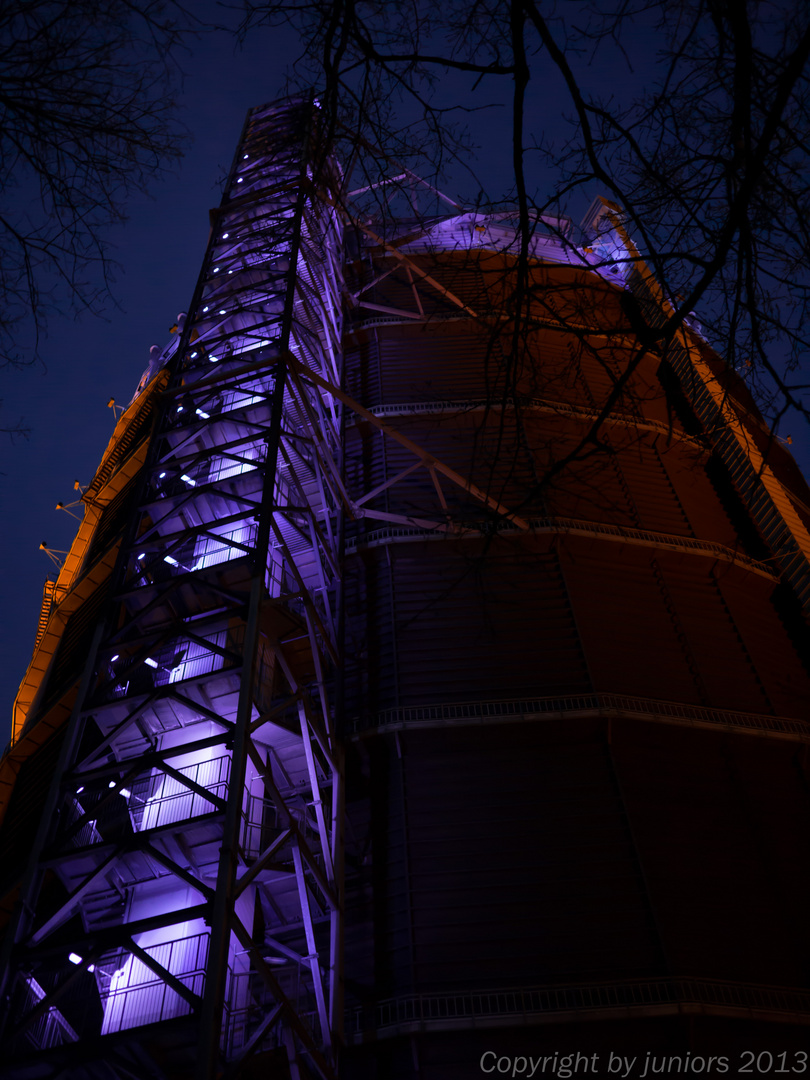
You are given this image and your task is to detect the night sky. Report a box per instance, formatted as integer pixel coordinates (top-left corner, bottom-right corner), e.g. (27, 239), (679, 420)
(2, 5), (808, 742)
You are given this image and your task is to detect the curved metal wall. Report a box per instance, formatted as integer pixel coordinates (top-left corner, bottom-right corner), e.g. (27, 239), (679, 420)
(341, 244), (810, 1076)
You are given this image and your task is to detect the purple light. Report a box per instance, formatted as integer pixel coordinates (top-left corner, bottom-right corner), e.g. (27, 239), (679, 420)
(144, 657), (159, 669)
(218, 309), (226, 315)
(196, 409), (210, 419)
(180, 474), (197, 487)
(164, 555), (179, 566)
(108, 781), (117, 789)
(110, 654), (119, 662)
(69, 953), (82, 965)
(222, 232), (229, 238)
(192, 522), (256, 570)
(159, 471), (166, 478)
(237, 178), (243, 184)
(203, 306), (209, 312)
(76, 786), (84, 794)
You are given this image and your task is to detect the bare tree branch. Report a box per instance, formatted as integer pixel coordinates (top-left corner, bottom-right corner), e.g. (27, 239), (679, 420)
(237, 0), (810, 453)
(0, 0), (194, 370)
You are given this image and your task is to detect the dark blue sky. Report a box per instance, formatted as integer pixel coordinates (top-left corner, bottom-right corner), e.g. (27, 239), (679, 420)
(2, 5), (808, 739)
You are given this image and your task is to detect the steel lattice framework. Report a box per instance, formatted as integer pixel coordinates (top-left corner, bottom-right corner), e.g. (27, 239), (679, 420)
(1, 96), (344, 1080)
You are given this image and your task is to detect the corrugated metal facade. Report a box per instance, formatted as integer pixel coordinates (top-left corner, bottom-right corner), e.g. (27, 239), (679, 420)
(342, 243), (810, 1075)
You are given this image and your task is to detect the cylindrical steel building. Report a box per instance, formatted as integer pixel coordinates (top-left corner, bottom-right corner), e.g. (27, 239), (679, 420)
(338, 207), (810, 1076)
(1, 98), (810, 1080)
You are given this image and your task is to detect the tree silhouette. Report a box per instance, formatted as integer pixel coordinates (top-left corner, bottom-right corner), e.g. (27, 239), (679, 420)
(0, 0), (192, 369)
(239, 0), (810, 446)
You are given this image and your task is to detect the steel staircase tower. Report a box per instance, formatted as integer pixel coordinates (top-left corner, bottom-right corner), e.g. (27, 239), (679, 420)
(0, 95), (344, 1080)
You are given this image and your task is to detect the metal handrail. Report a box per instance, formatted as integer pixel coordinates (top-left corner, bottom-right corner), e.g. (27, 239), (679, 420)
(346, 514), (777, 580)
(352, 691), (809, 739)
(347, 976), (810, 1036)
